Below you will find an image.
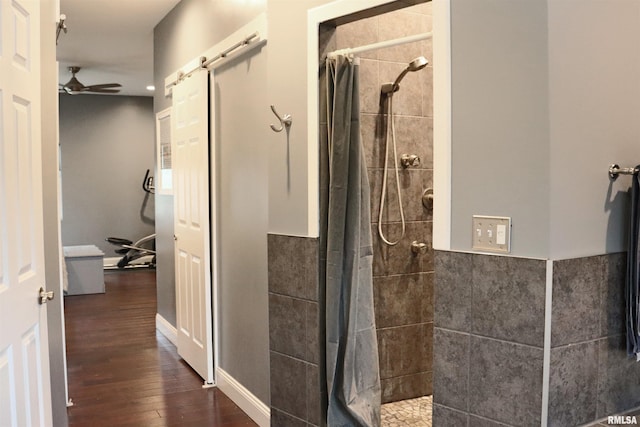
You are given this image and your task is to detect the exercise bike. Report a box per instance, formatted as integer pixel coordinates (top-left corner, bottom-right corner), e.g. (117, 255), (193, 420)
(106, 234), (156, 269)
(105, 169), (157, 269)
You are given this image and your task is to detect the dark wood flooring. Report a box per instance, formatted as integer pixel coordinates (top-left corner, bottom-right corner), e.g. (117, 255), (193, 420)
(64, 270), (258, 427)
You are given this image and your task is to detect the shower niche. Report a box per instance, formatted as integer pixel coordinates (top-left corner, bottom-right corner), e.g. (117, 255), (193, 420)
(320, 1), (434, 406)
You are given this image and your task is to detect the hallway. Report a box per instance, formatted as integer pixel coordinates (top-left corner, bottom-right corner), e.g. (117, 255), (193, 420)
(64, 270), (256, 426)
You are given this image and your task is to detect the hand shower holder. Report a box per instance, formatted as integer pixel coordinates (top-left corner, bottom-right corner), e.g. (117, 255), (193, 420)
(401, 154), (421, 168)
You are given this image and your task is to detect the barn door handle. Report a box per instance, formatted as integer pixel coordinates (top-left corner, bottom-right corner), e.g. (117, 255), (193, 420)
(38, 287), (55, 305)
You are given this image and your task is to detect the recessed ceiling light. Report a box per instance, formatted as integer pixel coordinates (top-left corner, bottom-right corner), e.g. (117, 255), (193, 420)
(146, 85), (155, 91)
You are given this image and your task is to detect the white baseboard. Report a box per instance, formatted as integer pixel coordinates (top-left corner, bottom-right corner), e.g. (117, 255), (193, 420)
(155, 313), (178, 346)
(216, 367), (270, 427)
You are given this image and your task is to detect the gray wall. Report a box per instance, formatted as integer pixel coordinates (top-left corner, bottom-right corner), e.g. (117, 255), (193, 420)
(59, 95), (155, 255)
(448, 0), (640, 259)
(213, 50), (270, 403)
(266, 0), (335, 237)
(153, 0), (265, 329)
(547, 0), (640, 259)
(449, 0), (550, 258)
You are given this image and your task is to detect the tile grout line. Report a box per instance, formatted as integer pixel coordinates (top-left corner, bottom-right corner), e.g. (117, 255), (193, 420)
(541, 259), (553, 427)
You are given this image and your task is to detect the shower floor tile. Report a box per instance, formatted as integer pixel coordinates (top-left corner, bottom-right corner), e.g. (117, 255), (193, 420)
(381, 395), (432, 426)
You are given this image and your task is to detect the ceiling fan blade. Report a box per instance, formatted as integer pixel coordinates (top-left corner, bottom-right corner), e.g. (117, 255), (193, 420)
(86, 88), (121, 93)
(85, 83), (122, 90)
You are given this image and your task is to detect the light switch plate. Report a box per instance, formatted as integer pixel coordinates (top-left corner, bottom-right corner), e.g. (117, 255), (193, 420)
(472, 215), (511, 253)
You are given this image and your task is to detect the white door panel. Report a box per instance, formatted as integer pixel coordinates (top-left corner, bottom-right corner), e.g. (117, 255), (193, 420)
(172, 70), (213, 384)
(0, 0), (53, 426)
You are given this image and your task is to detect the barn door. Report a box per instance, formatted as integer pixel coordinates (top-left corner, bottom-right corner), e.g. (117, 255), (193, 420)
(172, 70), (214, 384)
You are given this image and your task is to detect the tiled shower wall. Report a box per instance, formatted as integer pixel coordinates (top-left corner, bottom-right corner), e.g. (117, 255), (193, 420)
(432, 251), (640, 427)
(330, 2), (435, 404)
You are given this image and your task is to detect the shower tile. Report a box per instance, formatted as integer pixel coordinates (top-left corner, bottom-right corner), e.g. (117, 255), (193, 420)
(268, 234), (318, 301)
(409, 2), (433, 16)
(421, 39), (433, 67)
(601, 252), (626, 337)
(318, 24), (336, 62)
(433, 404), (468, 427)
(377, 9), (430, 63)
(467, 415), (513, 427)
(270, 351), (308, 420)
(378, 323), (432, 379)
(335, 15), (379, 60)
(548, 341), (598, 427)
(401, 169), (433, 222)
(369, 168), (401, 224)
(358, 59), (382, 115)
(306, 363), (321, 426)
(433, 328), (469, 412)
(551, 256), (603, 347)
(434, 251), (472, 331)
(374, 272), (433, 328)
(271, 408), (307, 427)
(305, 301), (319, 364)
(393, 115), (433, 169)
(360, 113), (386, 169)
(372, 221), (433, 277)
(269, 293), (307, 360)
(471, 255), (546, 347)
(596, 335), (640, 419)
(468, 336), (543, 426)
(421, 66), (433, 118)
(368, 159), (432, 225)
(381, 371), (432, 404)
(379, 61), (423, 117)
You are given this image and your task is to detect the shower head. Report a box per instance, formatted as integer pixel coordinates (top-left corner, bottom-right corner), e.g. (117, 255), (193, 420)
(381, 56), (429, 95)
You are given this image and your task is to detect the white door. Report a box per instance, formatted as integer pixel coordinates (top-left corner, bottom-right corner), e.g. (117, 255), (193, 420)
(0, 1), (53, 426)
(172, 70), (214, 384)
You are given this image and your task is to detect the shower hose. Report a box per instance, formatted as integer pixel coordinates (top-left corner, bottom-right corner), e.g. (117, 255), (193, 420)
(378, 93), (406, 246)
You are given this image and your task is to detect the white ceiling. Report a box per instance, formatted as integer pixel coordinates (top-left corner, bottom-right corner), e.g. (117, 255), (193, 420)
(57, 0), (181, 97)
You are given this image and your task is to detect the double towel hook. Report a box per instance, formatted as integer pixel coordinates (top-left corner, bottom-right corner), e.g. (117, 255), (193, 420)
(269, 105), (292, 132)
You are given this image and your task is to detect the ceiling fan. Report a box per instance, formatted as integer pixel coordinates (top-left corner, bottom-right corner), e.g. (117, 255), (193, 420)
(60, 66), (122, 95)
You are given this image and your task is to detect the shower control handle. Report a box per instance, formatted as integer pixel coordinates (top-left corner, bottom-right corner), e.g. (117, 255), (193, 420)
(411, 241), (428, 255)
(401, 154), (421, 168)
(422, 188), (434, 210)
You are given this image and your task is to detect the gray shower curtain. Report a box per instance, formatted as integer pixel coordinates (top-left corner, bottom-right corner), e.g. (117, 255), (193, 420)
(626, 168), (640, 359)
(319, 55), (381, 427)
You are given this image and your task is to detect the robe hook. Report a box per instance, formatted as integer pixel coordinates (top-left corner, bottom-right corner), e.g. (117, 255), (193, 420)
(269, 105), (292, 132)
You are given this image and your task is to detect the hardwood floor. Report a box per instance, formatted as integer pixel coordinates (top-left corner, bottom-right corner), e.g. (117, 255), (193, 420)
(64, 270), (257, 427)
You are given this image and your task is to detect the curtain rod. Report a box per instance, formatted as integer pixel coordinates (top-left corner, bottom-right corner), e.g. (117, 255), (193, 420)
(326, 32), (432, 60)
(165, 32), (260, 89)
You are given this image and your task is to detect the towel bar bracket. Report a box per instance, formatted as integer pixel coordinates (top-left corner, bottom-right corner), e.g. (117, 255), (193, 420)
(609, 164), (639, 181)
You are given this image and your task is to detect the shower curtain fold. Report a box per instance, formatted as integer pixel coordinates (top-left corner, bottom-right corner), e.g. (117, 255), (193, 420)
(320, 55), (381, 427)
(626, 168), (640, 360)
